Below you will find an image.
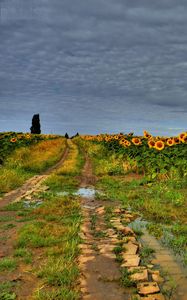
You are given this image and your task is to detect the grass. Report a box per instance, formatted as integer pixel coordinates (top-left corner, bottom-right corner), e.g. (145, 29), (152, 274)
(139, 246), (155, 265)
(0, 138), (66, 193)
(0, 282), (16, 300)
(0, 258), (17, 272)
(120, 268), (136, 288)
(34, 287), (79, 300)
(4, 140), (83, 297)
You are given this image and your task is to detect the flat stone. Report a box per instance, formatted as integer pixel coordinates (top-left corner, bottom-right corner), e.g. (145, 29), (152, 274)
(123, 242), (138, 255)
(120, 226), (135, 236)
(96, 206), (105, 215)
(137, 282), (160, 295)
(121, 255), (140, 267)
(129, 267), (148, 282)
(151, 271), (164, 283)
(127, 237), (137, 243)
(99, 244), (115, 253)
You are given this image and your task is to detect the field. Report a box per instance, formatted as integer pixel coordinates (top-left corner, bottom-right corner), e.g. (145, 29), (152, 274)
(0, 131), (186, 300)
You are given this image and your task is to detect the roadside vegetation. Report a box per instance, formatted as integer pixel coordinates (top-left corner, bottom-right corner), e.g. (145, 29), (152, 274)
(0, 139), (83, 299)
(77, 133), (187, 265)
(0, 135), (66, 194)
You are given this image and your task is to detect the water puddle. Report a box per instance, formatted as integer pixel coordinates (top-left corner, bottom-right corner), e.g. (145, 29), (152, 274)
(75, 188), (95, 198)
(23, 200), (43, 208)
(129, 217), (187, 300)
(56, 187), (99, 199)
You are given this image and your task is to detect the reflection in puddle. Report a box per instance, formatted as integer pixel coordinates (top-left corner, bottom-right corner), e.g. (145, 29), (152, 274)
(75, 188), (95, 198)
(56, 188), (96, 198)
(23, 200), (43, 208)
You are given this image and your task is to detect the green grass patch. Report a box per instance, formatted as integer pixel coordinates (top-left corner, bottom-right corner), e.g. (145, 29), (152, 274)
(0, 258), (17, 272)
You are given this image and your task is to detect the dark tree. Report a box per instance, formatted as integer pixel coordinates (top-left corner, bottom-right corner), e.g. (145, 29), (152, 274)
(65, 133), (69, 139)
(30, 114), (41, 134)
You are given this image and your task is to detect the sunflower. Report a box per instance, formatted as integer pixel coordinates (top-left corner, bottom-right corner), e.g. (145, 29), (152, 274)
(155, 140), (165, 151)
(174, 137), (180, 144)
(125, 141), (131, 147)
(148, 139), (155, 148)
(181, 135), (187, 143)
(166, 138), (175, 146)
(143, 130), (152, 139)
(26, 134), (31, 139)
(132, 137), (142, 146)
(10, 138), (17, 143)
(179, 132), (187, 142)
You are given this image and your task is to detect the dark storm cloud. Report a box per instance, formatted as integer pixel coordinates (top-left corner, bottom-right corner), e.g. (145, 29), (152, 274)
(0, 0), (187, 135)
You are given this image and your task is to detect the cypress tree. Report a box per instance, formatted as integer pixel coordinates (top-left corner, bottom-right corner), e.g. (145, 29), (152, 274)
(30, 114), (41, 134)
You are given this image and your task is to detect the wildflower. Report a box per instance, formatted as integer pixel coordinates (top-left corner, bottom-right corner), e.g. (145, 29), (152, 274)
(166, 138), (175, 146)
(148, 140), (155, 148)
(132, 137), (142, 146)
(155, 140), (165, 151)
(10, 138), (17, 143)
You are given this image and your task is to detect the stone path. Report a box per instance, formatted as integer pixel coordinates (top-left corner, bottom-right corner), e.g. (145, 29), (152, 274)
(78, 156), (167, 300)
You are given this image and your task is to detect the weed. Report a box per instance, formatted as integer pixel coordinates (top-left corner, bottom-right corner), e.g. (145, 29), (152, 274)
(120, 268), (136, 287)
(0, 258), (17, 272)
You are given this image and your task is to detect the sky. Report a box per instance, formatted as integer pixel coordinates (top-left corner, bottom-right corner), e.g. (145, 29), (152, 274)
(0, 0), (187, 136)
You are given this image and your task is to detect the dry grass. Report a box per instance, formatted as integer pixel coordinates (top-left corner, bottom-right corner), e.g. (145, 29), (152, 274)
(0, 138), (66, 193)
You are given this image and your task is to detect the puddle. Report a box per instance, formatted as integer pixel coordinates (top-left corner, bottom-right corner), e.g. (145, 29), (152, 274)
(129, 217), (187, 299)
(75, 188), (96, 198)
(23, 200), (43, 208)
(56, 188), (100, 199)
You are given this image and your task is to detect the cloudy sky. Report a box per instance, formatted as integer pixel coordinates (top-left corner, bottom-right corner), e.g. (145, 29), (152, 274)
(0, 0), (187, 136)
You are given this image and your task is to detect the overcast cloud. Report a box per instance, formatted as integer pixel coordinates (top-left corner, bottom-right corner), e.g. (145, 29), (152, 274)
(0, 0), (187, 135)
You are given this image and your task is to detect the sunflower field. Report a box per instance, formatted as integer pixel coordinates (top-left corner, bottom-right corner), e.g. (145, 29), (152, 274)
(0, 132), (60, 164)
(81, 131), (187, 179)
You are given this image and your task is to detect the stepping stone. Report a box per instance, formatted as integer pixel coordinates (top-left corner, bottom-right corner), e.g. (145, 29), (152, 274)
(151, 271), (164, 283)
(137, 282), (160, 295)
(123, 242), (138, 255)
(120, 226), (135, 236)
(121, 255), (140, 267)
(129, 267), (148, 282)
(96, 206), (105, 215)
(99, 244), (115, 253)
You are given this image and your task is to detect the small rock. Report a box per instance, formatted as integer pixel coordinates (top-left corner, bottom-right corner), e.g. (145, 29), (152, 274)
(151, 271), (164, 283)
(113, 208), (121, 214)
(120, 226), (135, 236)
(123, 242), (138, 255)
(121, 254), (140, 267)
(129, 267), (148, 282)
(96, 206), (105, 215)
(137, 282), (160, 295)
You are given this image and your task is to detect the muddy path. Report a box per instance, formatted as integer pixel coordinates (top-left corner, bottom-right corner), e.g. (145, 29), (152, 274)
(0, 145), (69, 209)
(78, 156), (131, 300)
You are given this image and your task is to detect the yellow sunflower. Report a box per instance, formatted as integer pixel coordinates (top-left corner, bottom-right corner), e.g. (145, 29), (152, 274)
(155, 140), (165, 151)
(132, 137), (142, 146)
(166, 138), (175, 147)
(10, 138), (17, 143)
(148, 139), (155, 148)
(179, 132), (187, 142)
